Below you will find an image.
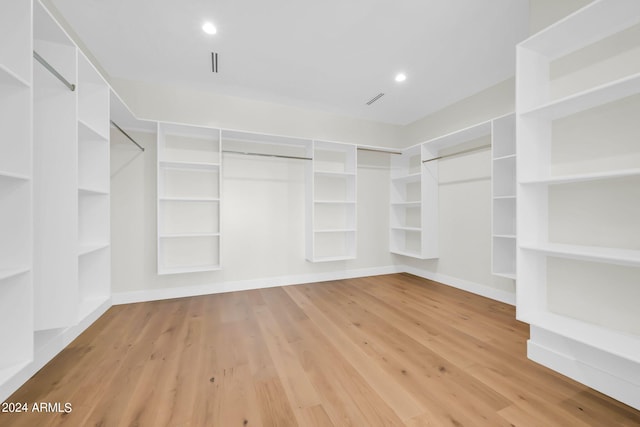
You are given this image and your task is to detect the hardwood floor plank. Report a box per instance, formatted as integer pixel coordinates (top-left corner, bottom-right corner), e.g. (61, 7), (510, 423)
(283, 285), (426, 422)
(2, 274), (639, 426)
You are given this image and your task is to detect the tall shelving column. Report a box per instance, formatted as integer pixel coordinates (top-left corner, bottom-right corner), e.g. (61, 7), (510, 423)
(517, 0), (640, 409)
(33, 1), (79, 330)
(157, 123), (222, 274)
(0, 0), (33, 383)
(306, 140), (357, 262)
(491, 114), (516, 279)
(77, 52), (110, 319)
(390, 145), (427, 258)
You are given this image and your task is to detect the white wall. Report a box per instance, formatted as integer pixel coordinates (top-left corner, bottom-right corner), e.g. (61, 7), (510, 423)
(111, 129), (395, 299)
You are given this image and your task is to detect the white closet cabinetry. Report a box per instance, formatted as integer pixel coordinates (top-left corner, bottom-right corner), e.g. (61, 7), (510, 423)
(391, 121), (491, 259)
(390, 145), (430, 258)
(306, 140), (357, 261)
(77, 52), (110, 319)
(33, 2), (78, 330)
(491, 114), (516, 279)
(517, 0), (640, 409)
(157, 123), (221, 274)
(0, 0), (33, 384)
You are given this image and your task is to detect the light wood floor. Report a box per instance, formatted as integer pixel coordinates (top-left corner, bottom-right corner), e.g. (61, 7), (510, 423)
(3, 274), (640, 426)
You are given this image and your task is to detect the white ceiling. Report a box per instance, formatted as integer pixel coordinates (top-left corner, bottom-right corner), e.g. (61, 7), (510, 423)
(50, 0), (529, 125)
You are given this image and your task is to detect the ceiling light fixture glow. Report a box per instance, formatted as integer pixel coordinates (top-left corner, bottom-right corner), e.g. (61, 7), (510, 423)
(395, 73), (407, 82)
(202, 22), (217, 35)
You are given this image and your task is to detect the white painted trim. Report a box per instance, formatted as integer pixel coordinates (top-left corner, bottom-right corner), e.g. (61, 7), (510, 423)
(528, 330), (640, 410)
(0, 298), (111, 403)
(112, 265), (402, 305)
(402, 265), (516, 305)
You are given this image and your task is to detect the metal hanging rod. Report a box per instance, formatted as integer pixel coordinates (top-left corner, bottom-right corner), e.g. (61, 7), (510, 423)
(33, 51), (76, 91)
(110, 120), (145, 152)
(222, 150), (312, 161)
(357, 147), (402, 155)
(422, 144), (491, 163)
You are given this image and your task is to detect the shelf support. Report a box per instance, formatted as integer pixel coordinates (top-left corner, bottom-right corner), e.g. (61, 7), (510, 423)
(110, 120), (145, 152)
(33, 51), (76, 91)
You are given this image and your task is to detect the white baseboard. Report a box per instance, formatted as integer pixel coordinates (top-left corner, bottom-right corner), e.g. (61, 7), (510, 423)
(112, 265), (402, 305)
(528, 327), (640, 410)
(402, 265), (516, 305)
(0, 298), (111, 403)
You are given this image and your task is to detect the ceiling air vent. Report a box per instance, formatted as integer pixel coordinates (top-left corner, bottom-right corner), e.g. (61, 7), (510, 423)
(366, 93), (384, 105)
(211, 52), (219, 73)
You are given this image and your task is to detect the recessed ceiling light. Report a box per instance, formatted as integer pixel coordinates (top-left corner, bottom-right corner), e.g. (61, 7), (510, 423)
(202, 22), (217, 35)
(395, 73), (407, 83)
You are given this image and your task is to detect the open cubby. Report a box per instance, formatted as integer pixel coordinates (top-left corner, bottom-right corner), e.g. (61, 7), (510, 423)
(159, 235), (220, 273)
(159, 200), (220, 235)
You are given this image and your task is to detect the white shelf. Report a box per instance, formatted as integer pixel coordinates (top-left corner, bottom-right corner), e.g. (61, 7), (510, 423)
(391, 226), (421, 232)
(160, 232), (221, 238)
(0, 267), (30, 281)
(522, 72), (640, 120)
(493, 234), (516, 239)
(390, 249), (423, 258)
(391, 201), (421, 207)
(391, 173), (421, 184)
(159, 196), (220, 202)
(494, 272), (516, 280)
(493, 154), (516, 162)
(526, 310), (640, 364)
(78, 243), (109, 257)
(314, 200), (356, 204)
(78, 118), (108, 142)
(493, 195), (516, 200)
(0, 64), (30, 88)
(310, 255), (356, 263)
(314, 170), (356, 177)
(159, 265), (221, 275)
(520, 242), (640, 267)
(159, 160), (220, 170)
(0, 170), (30, 181)
(78, 186), (108, 196)
(313, 228), (356, 233)
(521, 168), (640, 185)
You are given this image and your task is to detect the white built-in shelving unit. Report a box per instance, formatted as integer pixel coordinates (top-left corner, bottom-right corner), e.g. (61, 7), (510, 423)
(390, 144), (429, 258)
(391, 120), (492, 259)
(0, 0), (112, 403)
(306, 140), (357, 261)
(517, 0), (640, 409)
(0, 0), (33, 386)
(77, 52), (110, 319)
(157, 123), (222, 274)
(491, 114), (516, 279)
(33, 1), (79, 330)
